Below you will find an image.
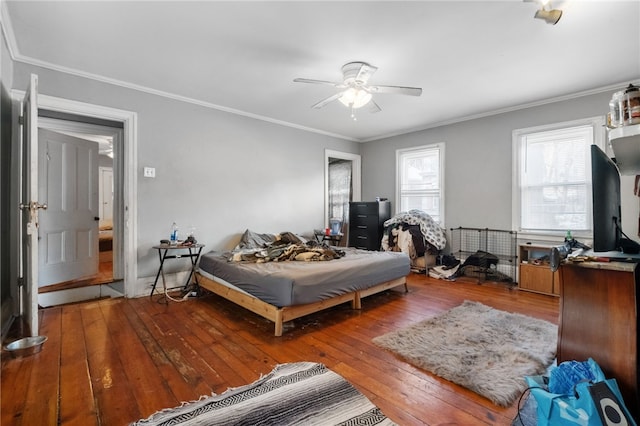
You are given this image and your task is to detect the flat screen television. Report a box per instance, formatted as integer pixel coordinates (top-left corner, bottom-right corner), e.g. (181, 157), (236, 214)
(591, 144), (621, 252)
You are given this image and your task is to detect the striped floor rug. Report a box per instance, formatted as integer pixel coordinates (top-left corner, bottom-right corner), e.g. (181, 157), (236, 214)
(131, 362), (396, 426)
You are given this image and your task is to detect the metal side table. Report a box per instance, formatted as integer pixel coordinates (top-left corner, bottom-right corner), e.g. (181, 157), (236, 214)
(151, 243), (205, 300)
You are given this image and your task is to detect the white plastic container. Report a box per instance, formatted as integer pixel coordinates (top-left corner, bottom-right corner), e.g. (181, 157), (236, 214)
(329, 218), (342, 235)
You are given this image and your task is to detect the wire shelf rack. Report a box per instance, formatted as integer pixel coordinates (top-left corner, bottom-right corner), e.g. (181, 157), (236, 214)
(450, 227), (518, 283)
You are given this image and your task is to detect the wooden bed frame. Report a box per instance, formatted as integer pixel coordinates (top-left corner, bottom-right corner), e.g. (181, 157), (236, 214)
(196, 272), (408, 336)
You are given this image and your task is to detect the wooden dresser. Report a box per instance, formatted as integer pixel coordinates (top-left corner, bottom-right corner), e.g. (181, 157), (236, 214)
(558, 261), (639, 419)
(348, 201), (391, 251)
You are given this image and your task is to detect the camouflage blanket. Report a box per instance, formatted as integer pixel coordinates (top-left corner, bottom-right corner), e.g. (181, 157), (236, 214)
(228, 240), (345, 263)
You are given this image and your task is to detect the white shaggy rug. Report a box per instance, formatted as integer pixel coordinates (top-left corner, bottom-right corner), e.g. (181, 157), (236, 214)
(372, 300), (557, 407)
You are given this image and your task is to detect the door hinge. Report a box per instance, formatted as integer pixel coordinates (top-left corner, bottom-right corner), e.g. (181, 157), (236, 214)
(17, 277), (24, 288)
(18, 115), (24, 125)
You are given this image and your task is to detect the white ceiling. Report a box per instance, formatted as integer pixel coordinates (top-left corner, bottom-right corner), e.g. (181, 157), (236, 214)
(3, 1), (639, 142)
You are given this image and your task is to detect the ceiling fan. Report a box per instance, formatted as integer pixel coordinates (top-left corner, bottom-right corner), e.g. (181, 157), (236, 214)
(294, 61), (422, 118)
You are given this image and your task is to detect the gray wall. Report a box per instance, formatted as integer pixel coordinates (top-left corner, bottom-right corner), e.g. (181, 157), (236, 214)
(360, 90), (639, 242)
(7, 53), (639, 299)
(11, 61), (359, 293)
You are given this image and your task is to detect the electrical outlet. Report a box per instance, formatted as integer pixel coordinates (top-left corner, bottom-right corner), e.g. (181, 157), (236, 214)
(143, 167), (155, 178)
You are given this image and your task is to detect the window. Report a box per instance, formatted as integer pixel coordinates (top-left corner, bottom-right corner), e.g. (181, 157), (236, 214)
(396, 143), (444, 224)
(513, 117), (605, 236)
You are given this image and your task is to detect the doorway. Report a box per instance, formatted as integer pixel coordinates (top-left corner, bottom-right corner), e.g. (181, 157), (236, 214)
(23, 91), (137, 305)
(16, 78), (137, 332)
(36, 117), (122, 301)
(37, 128), (101, 288)
(324, 150), (361, 243)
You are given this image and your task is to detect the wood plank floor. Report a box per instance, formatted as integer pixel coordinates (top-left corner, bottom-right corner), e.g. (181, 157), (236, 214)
(39, 253), (114, 294)
(1, 273), (559, 425)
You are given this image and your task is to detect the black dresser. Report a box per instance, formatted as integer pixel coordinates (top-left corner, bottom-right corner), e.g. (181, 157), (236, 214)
(348, 201), (391, 250)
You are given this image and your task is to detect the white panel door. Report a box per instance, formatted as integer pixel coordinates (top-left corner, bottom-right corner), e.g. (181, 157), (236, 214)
(20, 74), (40, 335)
(38, 128), (100, 286)
(99, 166), (113, 227)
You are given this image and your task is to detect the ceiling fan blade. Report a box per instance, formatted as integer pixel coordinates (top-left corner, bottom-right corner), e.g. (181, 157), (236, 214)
(369, 100), (382, 113)
(311, 92), (343, 109)
(368, 85), (422, 96)
(293, 78), (341, 86)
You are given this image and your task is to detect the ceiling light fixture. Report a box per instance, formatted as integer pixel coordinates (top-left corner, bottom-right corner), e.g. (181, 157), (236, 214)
(526, 0), (563, 25)
(294, 61), (421, 120)
(338, 87), (372, 109)
(535, 7), (562, 24)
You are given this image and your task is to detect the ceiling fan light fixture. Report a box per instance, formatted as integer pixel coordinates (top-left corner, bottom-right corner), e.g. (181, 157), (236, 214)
(294, 61), (421, 114)
(534, 7), (562, 24)
(338, 88), (372, 109)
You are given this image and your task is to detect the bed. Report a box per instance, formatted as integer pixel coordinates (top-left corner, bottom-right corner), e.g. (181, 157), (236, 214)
(196, 230), (411, 336)
(99, 224), (113, 252)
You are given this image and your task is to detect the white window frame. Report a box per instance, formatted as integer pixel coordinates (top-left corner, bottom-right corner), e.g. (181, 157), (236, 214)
(395, 143), (445, 226)
(512, 116), (606, 239)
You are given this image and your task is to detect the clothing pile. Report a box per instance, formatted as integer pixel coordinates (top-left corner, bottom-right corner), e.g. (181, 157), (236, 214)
(429, 250), (513, 282)
(227, 230), (345, 263)
(381, 209), (446, 272)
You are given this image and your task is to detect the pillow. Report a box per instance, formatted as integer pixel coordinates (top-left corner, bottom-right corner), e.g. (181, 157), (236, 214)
(236, 229), (277, 250)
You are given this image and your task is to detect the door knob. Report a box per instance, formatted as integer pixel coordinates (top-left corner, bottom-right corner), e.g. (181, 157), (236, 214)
(19, 201), (47, 211)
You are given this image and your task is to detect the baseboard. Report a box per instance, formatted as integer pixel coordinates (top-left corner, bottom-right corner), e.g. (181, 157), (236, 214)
(134, 271), (189, 298)
(38, 282), (124, 307)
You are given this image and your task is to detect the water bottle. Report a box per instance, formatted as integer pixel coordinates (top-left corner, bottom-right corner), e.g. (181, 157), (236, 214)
(170, 222), (178, 244)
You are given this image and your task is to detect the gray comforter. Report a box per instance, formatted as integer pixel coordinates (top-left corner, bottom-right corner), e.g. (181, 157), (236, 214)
(198, 247), (410, 307)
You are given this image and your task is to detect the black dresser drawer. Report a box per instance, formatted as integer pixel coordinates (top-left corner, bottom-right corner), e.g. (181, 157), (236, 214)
(350, 214), (380, 228)
(350, 202), (379, 215)
(349, 226), (372, 239)
(347, 201), (391, 251)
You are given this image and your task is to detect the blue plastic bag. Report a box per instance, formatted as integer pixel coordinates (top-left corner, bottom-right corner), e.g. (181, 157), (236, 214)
(525, 358), (637, 426)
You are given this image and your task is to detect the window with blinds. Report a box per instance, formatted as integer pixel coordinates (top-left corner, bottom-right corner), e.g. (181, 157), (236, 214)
(514, 117), (605, 235)
(396, 143), (444, 224)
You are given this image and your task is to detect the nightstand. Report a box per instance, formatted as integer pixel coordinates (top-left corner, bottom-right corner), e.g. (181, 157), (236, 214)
(314, 229), (343, 246)
(151, 243), (205, 300)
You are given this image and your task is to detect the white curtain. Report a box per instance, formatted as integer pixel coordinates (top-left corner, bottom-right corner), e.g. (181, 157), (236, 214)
(328, 159), (352, 226)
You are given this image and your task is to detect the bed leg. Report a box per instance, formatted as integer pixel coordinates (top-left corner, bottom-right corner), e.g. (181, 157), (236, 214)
(403, 283), (409, 293)
(274, 310), (283, 337)
(352, 293), (362, 310)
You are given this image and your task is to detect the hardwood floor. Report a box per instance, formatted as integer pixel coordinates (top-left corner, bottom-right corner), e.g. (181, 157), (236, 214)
(38, 253), (114, 294)
(1, 273), (559, 425)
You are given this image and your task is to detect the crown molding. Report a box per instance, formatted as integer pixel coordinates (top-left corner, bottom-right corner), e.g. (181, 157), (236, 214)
(0, 0), (18, 61)
(3, 1), (637, 144)
(0, 2), (357, 143)
(363, 79), (640, 142)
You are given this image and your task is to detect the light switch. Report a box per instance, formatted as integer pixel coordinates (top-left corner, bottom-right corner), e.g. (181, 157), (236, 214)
(143, 167), (156, 178)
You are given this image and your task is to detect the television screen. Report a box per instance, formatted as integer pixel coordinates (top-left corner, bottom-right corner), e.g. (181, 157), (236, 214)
(591, 145), (621, 252)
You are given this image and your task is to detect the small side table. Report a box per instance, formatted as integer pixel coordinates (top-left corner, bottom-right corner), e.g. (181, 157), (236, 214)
(314, 230), (343, 246)
(151, 243), (205, 299)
